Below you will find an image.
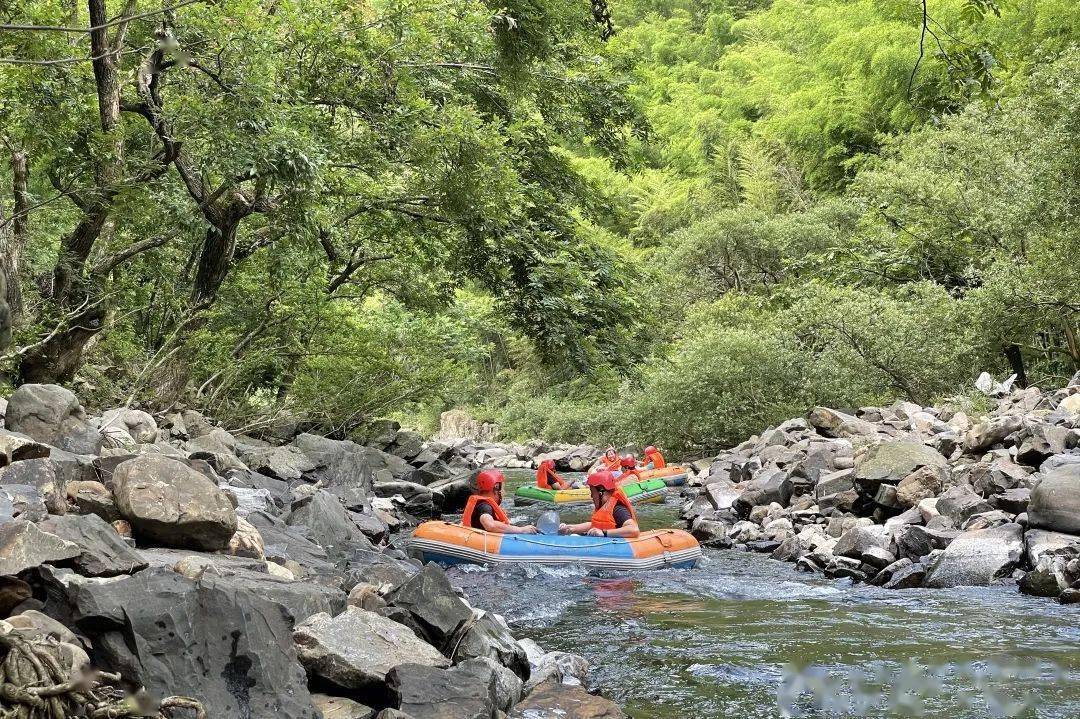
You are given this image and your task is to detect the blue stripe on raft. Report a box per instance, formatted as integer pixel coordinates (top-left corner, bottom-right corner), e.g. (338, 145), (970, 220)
(497, 534), (637, 559)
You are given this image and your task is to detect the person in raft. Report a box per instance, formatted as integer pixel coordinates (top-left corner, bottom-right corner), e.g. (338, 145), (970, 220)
(600, 447), (622, 472)
(536, 458), (573, 490)
(642, 445), (666, 469)
(462, 469), (538, 534)
(559, 471), (641, 538)
(619, 454), (639, 480)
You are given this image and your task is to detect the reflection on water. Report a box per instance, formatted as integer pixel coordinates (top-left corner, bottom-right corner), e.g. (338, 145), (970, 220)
(443, 471), (1080, 718)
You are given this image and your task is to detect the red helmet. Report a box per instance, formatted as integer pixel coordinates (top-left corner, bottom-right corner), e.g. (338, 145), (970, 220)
(644, 445), (657, 454)
(587, 471), (619, 491)
(620, 455), (636, 469)
(476, 469), (504, 491)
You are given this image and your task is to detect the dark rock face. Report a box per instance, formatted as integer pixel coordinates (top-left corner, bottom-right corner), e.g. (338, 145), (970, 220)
(38, 513), (147, 577)
(388, 661), (496, 719)
(935, 485), (993, 525)
(41, 566), (318, 719)
(732, 470), (792, 517)
(287, 490), (374, 564)
(5, 384), (102, 455)
(453, 612), (530, 680)
(895, 525), (959, 562)
(111, 455), (237, 551)
(384, 564), (472, 653)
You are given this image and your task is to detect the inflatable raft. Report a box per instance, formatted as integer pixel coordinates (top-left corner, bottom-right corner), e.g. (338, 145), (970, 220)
(515, 477), (668, 507)
(634, 466), (689, 487)
(410, 522), (702, 570)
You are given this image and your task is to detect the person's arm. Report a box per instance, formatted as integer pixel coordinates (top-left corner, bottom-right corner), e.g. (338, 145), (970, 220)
(559, 521), (593, 535)
(554, 471), (572, 490)
(606, 519), (639, 539)
(480, 514), (537, 534)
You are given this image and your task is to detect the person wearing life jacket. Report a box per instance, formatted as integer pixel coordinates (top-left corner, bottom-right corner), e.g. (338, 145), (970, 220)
(642, 445), (666, 470)
(462, 469), (537, 534)
(618, 454), (640, 482)
(559, 471), (640, 538)
(599, 447), (621, 472)
(536, 459), (572, 490)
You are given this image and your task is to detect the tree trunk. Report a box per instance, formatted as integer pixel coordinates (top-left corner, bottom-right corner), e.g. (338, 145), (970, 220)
(2, 149), (29, 319)
(192, 221), (240, 306)
(1003, 343), (1028, 388)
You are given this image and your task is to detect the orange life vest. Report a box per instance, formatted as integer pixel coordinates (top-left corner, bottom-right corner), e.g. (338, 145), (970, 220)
(590, 489), (637, 531)
(644, 449), (666, 469)
(462, 494), (509, 529)
(536, 465), (569, 490)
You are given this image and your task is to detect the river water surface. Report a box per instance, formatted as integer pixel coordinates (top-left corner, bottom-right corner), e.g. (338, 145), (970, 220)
(439, 471), (1080, 718)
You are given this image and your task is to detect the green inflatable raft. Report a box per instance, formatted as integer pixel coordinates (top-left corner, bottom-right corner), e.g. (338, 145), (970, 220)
(514, 477), (668, 507)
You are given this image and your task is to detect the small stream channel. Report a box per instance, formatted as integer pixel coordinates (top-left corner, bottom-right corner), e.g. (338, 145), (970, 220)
(441, 471), (1080, 718)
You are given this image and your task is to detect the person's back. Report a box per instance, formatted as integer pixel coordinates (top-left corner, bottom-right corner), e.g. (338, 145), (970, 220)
(536, 459), (571, 490)
(643, 445), (665, 469)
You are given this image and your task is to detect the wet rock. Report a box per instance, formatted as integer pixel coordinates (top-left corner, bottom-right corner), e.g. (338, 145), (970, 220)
(883, 563), (926, 589)
(936, 485), (993, 525)
(388, 660), (499, 719)
(312, 694), (375, 719)
(518, 638), (589, 691)
(869, 558), (912, 586)
(808, 408), (879, 438)
(294, 607), (449, 691)
(383, 564), (472, 652)
(112, 455), (238, 551)
(0, 520), (80, 574)
(732, 470), (792, 517)
(454, 611), (530, 679)
(5, 384), (102, 455)
(38, 513), (147, 577)
(510, 681), (626, 719)
(923, 523), (1023, 588)
(833, 525), (889, 559)
(1027, 464), (1080, 534)
(42, 566), (318, 719)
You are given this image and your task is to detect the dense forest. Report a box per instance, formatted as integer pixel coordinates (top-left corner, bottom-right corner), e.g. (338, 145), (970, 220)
(0, 0), (1077, 454)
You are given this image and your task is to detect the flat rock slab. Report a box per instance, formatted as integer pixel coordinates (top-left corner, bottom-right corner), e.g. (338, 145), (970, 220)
(510, 681), (627, 719)
(293, 607), (449, 690)
(388, 661), (497, 719)
(924, 523), (1023, 588)
(0, 520), (80, 574)
(38, 513), (147, 577)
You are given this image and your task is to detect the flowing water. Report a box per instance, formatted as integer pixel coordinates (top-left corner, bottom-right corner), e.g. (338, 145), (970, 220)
(440, 471), (1080, 718)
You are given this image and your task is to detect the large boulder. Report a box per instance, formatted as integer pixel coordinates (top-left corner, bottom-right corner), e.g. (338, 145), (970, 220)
(895, 524), (959, 562)
(98, 408), (159, 444)
(935, 484), (993, 525)
(5, 384), (101, 455)
(452, 611), (530, 679)
(510, 681), (626, 719)
(807, 408), (879, 438)
(286, 490), (372, 564)
(732, 470), (793, 517)
(895, 465), (946, 509)
(388, 661), (498, 719)
(964, 415), (1023, 453)
(1027, 464), (1080, 534)
(293, 607), (449, 691)
(40, 566), (318, 719)
(923, 523), (1024, 588)
(383, 564), (472, 653)
(1024, 528), (1080, 565)
(833, 525), (889, 559)
(0, 456), (67, 513)
(854, 442), (946, 490)
(38, 513), (147, 577)
(0, 520), (80, 574)
(0, 429), (50, 467)
(111, 455), (238, 550)
(239, 445), (316, 481)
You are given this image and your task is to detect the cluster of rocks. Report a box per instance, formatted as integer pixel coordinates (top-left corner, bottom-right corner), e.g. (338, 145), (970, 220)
(0, 384), (623, 719)
(683, 374), (1080, 602)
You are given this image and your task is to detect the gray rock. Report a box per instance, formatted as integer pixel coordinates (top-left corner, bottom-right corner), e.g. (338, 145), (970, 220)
(1024, 529), (1080, 565)
(510, 681), (626, 719)
(991, 487), (1031, 515)
(453, 611), (530, 679)
(964, 415), (1023, 453)
(0, 429), (51, 466)
(923, 523), (1023, 588)
(895, 465), (946, 508)
(41, 566), (317, 719)
(971, 456), (1031, 497)
(240, 445), (316, 481)
(1028, 464), (1080, 534)
(861, 546), (896, 569)
(0, 520), (80, 574)
(5, 384), (102, 455)
(38, 513), (147, 577)
(732, 470), (792, 517)
(883, 563), (926, 589)
(854, 441), (947, 489)
(384, 563), (472, 652)
(895, 524), (959, 561)
(0, 457), (66, 513)
(287, 490), (373, 564)
(312, 694), (375, 719)
(936, 484), (993, 525)
(807, 408), (879, 438)
(833, 526), (889, 559)
(814, 469), (855, 500)
(293, 607), (449, 690)
(99, 408), (159, 444)
(112, 455), (238, 550)
(388, 661), (498, 719)
(0, 483), (48, 521)
(869, 558), (913, 586)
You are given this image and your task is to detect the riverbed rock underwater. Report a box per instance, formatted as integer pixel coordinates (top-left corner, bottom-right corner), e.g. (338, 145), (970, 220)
(0, 377), (1079, 718)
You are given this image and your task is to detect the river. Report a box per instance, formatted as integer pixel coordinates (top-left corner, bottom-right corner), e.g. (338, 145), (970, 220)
(438, 471), (1080, 718)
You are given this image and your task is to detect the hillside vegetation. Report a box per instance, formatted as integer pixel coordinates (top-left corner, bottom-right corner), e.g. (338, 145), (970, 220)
(1, 0), (1077, 453)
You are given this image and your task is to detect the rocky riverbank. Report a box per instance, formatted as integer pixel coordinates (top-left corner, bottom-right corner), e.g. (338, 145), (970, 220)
(682, 374), (1080, 601)
(0, 384), (624, 719)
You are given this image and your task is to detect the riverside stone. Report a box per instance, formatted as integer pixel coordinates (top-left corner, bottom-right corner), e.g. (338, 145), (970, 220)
(936, 485), (993, 525)
(38, 513), (147, 577)
(112, 455), (238, 551)
(293, 607), (449, 690)
(510, 681), (626, 719)
(312, 695), (375, 719)
(388, 661), (497, 719)
(5, 384), (102, 455)
(1027, 464), (1080, 534)
(808, 408), (879, 438)
(0, 520), (80, 574)
(923, 523), (1023, 588)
